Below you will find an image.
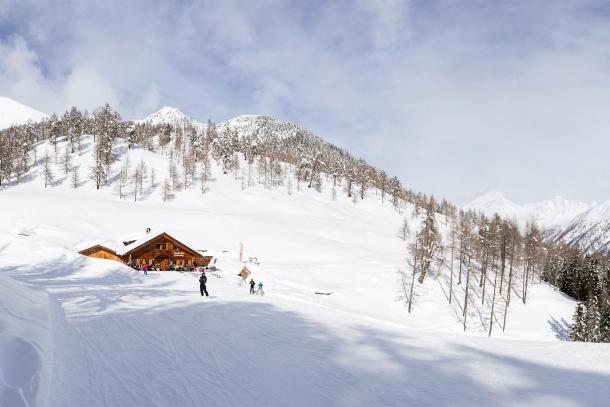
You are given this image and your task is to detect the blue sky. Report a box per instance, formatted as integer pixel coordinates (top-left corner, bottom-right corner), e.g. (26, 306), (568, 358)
(1, 0), (610, 204)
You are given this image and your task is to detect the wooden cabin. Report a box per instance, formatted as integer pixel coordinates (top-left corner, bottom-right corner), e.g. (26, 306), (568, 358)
(78, 245), (120, 261)
(79, 232), (212, 271)
(123, 232), (206, 269)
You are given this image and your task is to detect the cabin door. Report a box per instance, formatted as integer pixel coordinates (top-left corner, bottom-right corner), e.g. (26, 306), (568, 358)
(156, 257), (170, 271)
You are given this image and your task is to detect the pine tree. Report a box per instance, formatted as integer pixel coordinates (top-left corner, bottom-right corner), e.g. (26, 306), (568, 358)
(586, 295), (602, 342)
(571, 303), (587, 342)
(600, 298), (610, 342)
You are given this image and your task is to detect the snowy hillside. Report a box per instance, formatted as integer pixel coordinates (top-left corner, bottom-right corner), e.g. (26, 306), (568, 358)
(217, 114), (323, 144)
(554, 200), (610, 254)
(136, 108), (322, 147)
(0, 97), (48, 130)
(2, 126), (609, 406)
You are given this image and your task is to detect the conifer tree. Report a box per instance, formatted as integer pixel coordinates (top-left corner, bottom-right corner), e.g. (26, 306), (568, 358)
(571, 303), (587, 342)
(586, 296), (602, 342)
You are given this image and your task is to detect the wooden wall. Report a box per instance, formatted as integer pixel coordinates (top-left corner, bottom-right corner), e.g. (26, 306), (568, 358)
(80, 247), (120, 261)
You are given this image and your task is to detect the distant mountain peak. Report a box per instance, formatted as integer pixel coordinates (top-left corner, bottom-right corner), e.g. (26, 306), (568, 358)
(463, 190), (520, 219)
(138, 106), (194, 126)
(0, 96), (48, 130)
(464, 190), (594, 231)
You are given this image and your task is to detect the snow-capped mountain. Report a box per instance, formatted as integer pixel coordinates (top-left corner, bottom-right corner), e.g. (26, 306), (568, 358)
(136, 106), (199, 128)
(463, 190), (592, 229)
(139, 109), (326, 152)
(217, 114), (322, 143)
(463, 190), (610, 253)
(137, 109), (319, 145)
(462, 190), (523, 220)
(553, 200), (610, 254)
(525, 196), (594, 231)
(0, 97), (48, 130)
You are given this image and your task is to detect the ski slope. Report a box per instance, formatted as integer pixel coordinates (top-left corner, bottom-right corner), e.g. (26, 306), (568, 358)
(1, 135), (609, 406)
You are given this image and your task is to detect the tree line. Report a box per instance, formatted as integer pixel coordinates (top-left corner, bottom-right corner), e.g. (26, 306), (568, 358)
(404, 202), (548, 336)
(0, 104), (457, 217)
(542, 246), (610, 342)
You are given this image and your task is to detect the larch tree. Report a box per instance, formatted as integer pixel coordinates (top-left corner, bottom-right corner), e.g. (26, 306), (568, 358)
(43, 150), (54, 188)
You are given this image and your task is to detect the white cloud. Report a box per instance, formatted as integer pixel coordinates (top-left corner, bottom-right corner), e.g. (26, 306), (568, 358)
(0, 35), (119, 114)
(2, 0), (610, 203)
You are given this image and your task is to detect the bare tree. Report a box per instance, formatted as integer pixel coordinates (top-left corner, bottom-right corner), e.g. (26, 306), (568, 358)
(71, 165), (80, 189)
(449, 218), (457, 303)
(408, 239), (418, 314)
(399, 217), (410, 241)
(61, 147), (72, 175)
(162, 178), (172, 202)
(503, 226), (518, 331)
(463, 252), (472, 331)
(43, 150), (54, 188)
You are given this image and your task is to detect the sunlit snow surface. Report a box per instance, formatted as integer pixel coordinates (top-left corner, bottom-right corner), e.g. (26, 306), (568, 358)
(0, 97), (48, 130)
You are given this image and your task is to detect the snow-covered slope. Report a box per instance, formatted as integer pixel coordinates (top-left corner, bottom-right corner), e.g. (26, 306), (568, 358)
(0, 97), (48, 130)
(553, 200), (610, 254)
(464, 190), (593, 230)
(217, 114), (321, 143)
(524, 196), (594, 230)
(1, 132), (608, 406)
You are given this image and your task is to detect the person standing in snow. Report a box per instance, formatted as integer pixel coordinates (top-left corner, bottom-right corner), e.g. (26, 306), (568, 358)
(256, 281), (264, 296)
(142, 262), (148, 276)
(199, 271), (209, 297)
(249, 278), (256, 294)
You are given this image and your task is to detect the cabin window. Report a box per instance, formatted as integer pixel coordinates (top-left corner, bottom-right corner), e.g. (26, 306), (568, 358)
(155, 243), (167, 250)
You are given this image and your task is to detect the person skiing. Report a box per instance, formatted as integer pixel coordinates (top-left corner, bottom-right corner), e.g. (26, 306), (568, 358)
(249, 278), (256, 294)
(256, 281), (264, 296)
(142, 262), (148, 276)
(199, 271), (209, 297)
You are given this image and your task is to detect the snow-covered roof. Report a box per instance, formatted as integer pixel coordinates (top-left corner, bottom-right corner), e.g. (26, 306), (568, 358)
(77, 229), (205, 257)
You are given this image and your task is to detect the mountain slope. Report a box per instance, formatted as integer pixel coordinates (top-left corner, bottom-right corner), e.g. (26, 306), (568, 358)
(0, 97), (48, 130)
(0, 107), (607, 406)
(553, 200), (610, 254)
(217, 114), (322, 143)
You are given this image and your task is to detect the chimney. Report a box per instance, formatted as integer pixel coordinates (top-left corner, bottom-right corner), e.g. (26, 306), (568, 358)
(146, 227), (151, 234)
